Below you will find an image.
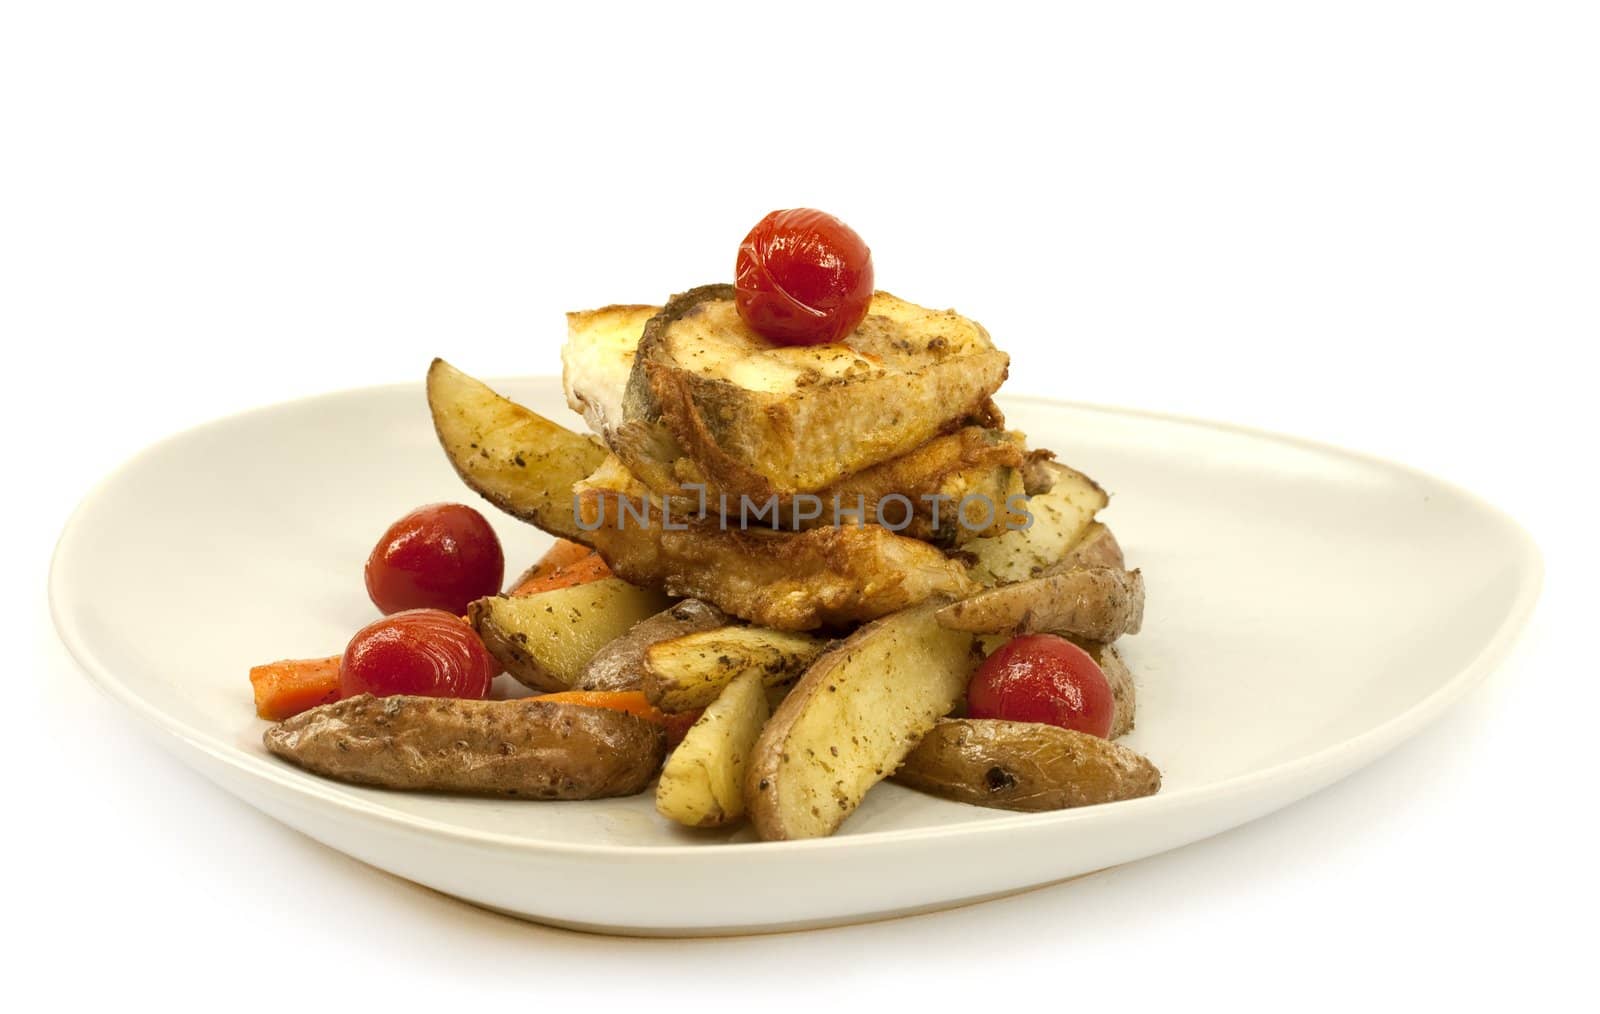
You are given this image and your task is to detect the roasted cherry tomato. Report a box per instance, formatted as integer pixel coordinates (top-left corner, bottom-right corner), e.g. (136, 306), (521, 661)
(340, 609), (497, 700)
(734, 208), (874, 346)
(365, 503), (504, 616)
(966, 633), (1115, 738)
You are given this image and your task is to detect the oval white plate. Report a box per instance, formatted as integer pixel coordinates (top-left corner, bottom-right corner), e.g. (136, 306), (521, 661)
(50, 378), (1540, 935)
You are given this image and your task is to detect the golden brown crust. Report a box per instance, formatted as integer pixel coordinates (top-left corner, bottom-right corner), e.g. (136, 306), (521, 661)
(264, 695), (666, 799)
(892, 718), (1160, 812)
(820, 427), (1028, 542)
(613, 425), (1028, 544)
(575, 461), (976, 630)
(625, 286), (1009, 498)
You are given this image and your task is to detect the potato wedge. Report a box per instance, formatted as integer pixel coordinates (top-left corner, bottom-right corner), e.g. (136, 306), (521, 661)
(264, 694), (666, 799)
(428, 358), (607, 540)
(1084, 641), (1139, 739)
(576, 598), (727, 692)
(963, 462), (1108, 585)
(936, 566), (1145, 642)
(468, 577), (672, 691)
(643, 625), (828, 712)
(893, 718), (1160, 811)
(655, 670), (771, 827)
(1054, 521), (1124, 572)
(745, 602), (979, 841)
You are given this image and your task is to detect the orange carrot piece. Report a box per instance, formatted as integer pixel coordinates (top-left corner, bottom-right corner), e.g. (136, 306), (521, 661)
(516, 539), (592, 584)
(535, 690), (701, 746)
(250, 655), (342, 721)
(509, 541), (611, 597)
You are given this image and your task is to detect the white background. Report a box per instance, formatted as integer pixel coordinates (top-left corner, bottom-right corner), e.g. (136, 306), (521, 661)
(4, 2), (1596, 1009)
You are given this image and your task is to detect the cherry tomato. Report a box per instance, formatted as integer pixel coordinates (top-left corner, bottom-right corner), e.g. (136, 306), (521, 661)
(967, 634), (1115, 738)
(365, 503), (504, 616)
(734, 208), (874, 346)
(340, 609), (496, 700)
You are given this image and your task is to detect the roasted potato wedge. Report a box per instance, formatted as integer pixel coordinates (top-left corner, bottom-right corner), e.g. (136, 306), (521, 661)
(936, 566), (1145, 642)
(1054, 521), (1125, 572)
(264, 694), (666, 799)
(620, 285), (1010, 499)
(428, 359), (607, 540)
(745, 602), (979, 841)
(577, 598), (727, 692)
(655, 670), (771, 828)
(643, 625), (828, 712)
(1084, 641), (1139, 739)
(963, 462), (1108, 585)
(893, 718), (1160, 812)
(468, 577), (672, 691)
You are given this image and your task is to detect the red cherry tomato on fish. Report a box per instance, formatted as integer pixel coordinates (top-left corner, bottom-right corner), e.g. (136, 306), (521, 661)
(734, 208), (874, 346)
(365, 503), (504, 616)
(340, 609), (497, 700)
(967, 633), (1115, 738)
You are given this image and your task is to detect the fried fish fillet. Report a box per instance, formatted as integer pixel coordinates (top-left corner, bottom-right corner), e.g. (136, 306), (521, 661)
(574, 456), (976, 630)
(562, 303), (658, 438)
(563, 308), (1026, 540)
(615, 284), (1010, 499)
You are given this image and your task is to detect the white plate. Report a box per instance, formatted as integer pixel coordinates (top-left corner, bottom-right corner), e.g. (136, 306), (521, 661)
(49, 378), (1541, 935)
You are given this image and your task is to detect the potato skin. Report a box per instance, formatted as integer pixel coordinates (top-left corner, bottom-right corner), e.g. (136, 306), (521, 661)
(264, 694), (665, 799)
(893, 719), (1160, 812)
(578, 598), (727, 692)
(936, 566), (1145, 642)
(1054, 522), (1125, 572)
(1084, 641), (1138, 739)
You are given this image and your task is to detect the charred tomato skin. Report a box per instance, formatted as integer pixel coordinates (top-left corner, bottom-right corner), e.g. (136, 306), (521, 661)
(365, 503), (505, 616)
(966, 633), (1116, 738)
(340, 609), (497, 700)
(734, 208), (874, 346)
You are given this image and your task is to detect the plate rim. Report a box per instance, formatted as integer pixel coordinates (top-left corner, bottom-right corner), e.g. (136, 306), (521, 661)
(47, 378), (1545, 857)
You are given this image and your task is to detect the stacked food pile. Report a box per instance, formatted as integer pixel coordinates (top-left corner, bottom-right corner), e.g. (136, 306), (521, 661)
(259, 210), (1158, 841)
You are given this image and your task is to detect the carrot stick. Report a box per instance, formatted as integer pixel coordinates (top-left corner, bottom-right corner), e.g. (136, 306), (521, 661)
(508, 540), (611, 596)
(514, 539), (592, 584)
(250, 655), (342, 721)
(535, 690), (700, 746)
